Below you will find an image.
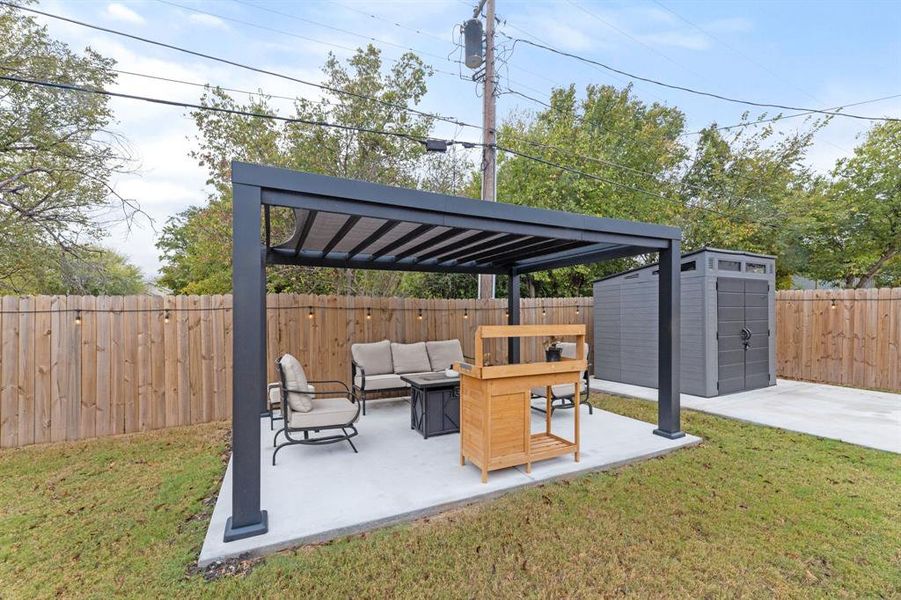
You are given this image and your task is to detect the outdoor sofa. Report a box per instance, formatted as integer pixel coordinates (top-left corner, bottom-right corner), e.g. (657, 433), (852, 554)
(351, 339), (465, 414)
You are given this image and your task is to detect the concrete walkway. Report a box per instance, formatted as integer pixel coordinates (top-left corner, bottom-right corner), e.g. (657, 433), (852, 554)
(591, 378), (900, 453)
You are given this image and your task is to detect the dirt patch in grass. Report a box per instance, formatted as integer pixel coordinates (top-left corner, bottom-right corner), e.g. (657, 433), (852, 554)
(1, 396), (899, 598)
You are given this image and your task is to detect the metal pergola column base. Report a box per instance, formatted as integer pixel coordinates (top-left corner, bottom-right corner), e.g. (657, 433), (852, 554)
(223, 510), (269, 543)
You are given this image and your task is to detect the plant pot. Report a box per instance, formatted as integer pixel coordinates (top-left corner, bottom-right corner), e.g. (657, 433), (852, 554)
(545, 346), (562, 362)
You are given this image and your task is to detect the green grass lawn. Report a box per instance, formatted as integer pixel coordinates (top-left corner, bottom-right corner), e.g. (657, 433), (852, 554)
(1, 395), (898, 598)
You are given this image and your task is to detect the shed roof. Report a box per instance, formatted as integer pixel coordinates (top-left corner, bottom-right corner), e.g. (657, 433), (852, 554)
(591, 246), (776, 283)
(233, 162), (680, 276)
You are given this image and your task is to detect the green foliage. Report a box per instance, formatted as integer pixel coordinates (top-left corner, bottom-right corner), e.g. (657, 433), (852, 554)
(0, 3), (141, 294)
(158, 46), (473, 295)
(678, 117), (824, 287)
(797, 122), (900, 288)
(496, 85), (687, 296)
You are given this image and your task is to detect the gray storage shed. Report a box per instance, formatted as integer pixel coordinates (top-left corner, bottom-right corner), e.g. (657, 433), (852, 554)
(593, 248), (776, 397)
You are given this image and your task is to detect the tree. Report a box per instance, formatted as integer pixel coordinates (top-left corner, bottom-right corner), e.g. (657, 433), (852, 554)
(798, 122), (900, 288)
(678, 116), (824, 287)
(494, 84), (687, 296)
(158, 45), (472, 295)
(0, 3), (141, 294)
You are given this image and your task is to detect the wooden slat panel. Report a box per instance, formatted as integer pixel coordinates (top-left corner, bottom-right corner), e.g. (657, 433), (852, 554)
(176, 295), (190, 426)
(95, 296), (111, 438)
(188, 295), (203, 424)
(110, 295), (125, 435)
(149, 295), (165, 430)
(200, 294), (214, 422)
(123, 295), (139, 433)
(80, 296), (97, 440)
(49, 296), (66, 442)
(33, 296), (52, 444)
(1, 296), (19, 447)
(17, 296), (34, 447)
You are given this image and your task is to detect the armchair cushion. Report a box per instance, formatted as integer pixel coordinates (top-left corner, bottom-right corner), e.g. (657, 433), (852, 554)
(288, 397), (359, 429)
(531, 383), (580, 398)
(390, 342), (431, 374)
(351, 340), (393, 375)
(279, 354), (314, 413)
(559, 342), (589, 376)
(426, 339), (464, 371)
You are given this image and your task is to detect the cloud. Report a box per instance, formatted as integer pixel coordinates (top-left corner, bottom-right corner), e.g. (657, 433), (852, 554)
(105, 3), (144, 25)
(188, 13), (229, 30)
(637, 31), (711, 51)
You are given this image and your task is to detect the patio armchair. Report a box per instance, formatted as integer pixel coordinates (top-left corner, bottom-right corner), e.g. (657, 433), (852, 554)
(272, 353), (361, 465)
(351, 339), (465, 415)
(531, 342), (593, 415)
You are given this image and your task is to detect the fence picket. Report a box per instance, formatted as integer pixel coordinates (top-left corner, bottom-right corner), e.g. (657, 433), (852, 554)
(0, 289), (897, 448)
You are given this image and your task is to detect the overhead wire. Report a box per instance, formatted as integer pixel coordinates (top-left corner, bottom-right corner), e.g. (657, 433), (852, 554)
(507, 37), (900, 122)
(3, 70), (779, 233)
(3, 2), (479, 131)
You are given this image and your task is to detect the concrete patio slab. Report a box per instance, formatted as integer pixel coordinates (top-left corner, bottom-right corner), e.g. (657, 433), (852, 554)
(199, 400), (700, 566)
(590, 378), (900, 454)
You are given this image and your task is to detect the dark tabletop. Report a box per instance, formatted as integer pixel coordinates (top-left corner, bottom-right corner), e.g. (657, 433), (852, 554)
(400, 372), (461, 388)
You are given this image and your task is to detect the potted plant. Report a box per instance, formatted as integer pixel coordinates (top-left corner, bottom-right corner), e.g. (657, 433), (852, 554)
(544, 337), (562, 362)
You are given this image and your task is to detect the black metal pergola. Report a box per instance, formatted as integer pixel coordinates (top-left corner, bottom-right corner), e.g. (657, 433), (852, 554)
(224, 161), (684, 542)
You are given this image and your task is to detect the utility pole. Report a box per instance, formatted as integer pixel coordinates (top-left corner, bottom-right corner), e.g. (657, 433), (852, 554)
(477, 0), (496, 299)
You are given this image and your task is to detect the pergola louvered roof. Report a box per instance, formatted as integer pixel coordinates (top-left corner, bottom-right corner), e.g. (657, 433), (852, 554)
(233, 162), (680, 275)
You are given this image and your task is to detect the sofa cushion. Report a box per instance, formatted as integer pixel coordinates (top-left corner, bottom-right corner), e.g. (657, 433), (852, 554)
(391, 342), (431, 374)
(353, 373), (407, 391)
(268, 383), (281, 409)
(426, 339), (464, 371)
(351, 340), (393, 375)
(279, 354), (313, 413)
(288, 397), (359, 428)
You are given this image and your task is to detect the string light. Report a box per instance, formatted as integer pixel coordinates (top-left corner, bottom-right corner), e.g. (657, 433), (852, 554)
(164, 310), (170, 323)
(74, 310), (82, 325)
(575, 305), (580, 315)
(463, 308), (469, 319)
(541, 305), (546, 317)
(366, 307), (371, 320)
(417, 309), (423, 320)
(307, 307), (314, 319)
(830, 299), (837, 310)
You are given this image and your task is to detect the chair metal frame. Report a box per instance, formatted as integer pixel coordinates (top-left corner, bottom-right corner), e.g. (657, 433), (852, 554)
(272, 357), (361, 465)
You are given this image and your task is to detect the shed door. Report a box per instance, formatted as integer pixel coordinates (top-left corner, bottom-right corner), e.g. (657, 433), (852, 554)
(717, 277), (770, 394)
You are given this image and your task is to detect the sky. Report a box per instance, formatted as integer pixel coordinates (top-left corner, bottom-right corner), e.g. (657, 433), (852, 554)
(27, 0), (901, 279)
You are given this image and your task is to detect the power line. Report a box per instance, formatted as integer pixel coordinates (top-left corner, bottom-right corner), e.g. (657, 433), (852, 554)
(4, 2), (478, 131)
(159, 0), (455, 65)
(0, 73), (481, 149)
(4, 69), (784, 234)
(649, 0), (824, 106)
(509, 37), (900, 122)
(682, 93), (901, 136)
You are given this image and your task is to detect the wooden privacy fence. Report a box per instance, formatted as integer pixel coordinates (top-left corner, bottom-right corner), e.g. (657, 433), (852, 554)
(775, 288), (901, 392)
(1, 289), (898, 449)
(0, 294), (591, 448)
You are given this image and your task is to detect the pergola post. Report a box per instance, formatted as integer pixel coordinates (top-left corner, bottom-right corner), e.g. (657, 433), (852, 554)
(224, 182), (269, 542)
(507, 271), (520, 363)
(654, 238), (685, 439)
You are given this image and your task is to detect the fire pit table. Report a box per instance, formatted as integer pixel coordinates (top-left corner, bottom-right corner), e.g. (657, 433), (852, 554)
(401, 372), (461, 439)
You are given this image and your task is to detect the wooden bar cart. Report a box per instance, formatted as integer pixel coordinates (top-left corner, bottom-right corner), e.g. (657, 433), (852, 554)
(456, 325), (586, 483)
